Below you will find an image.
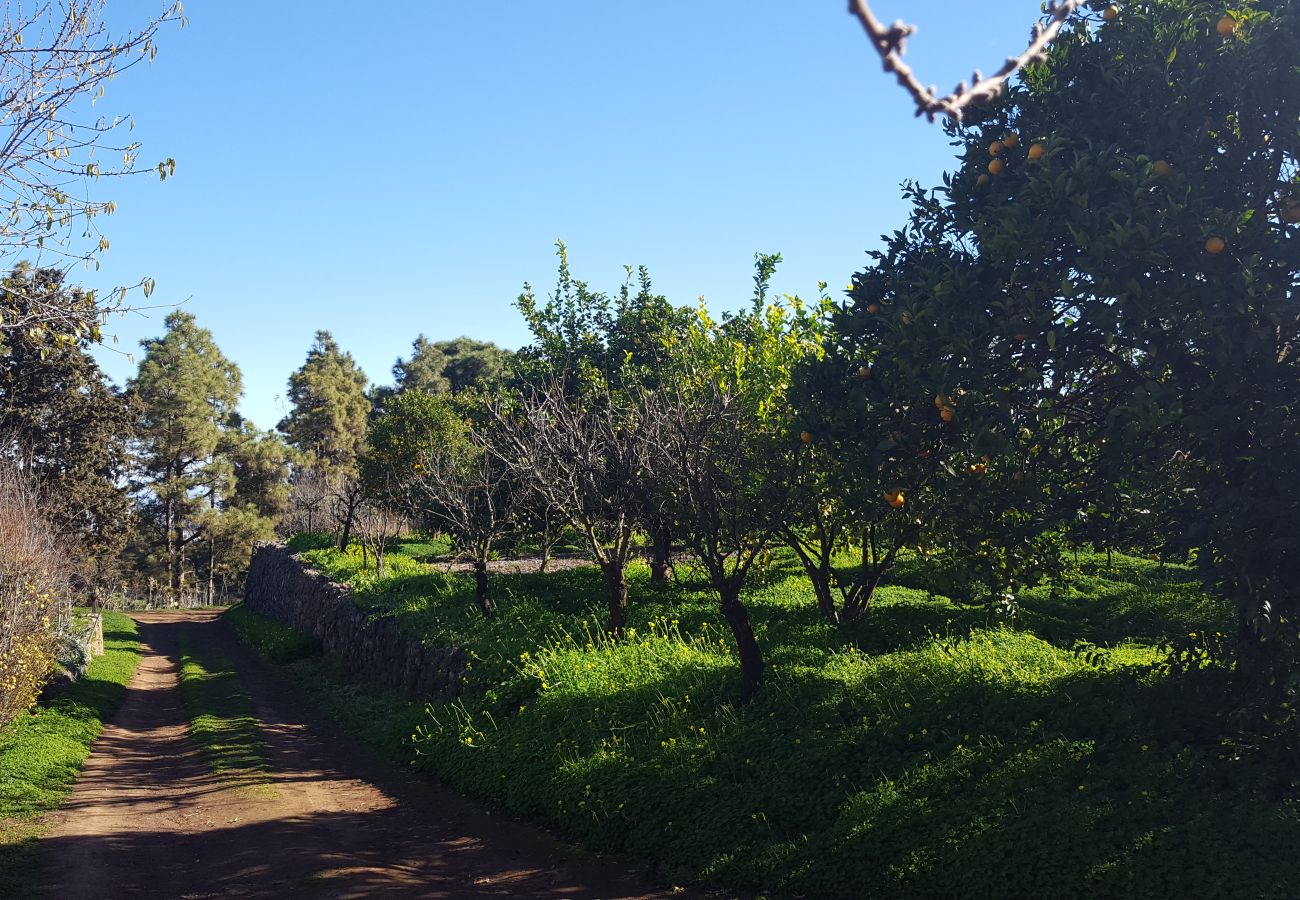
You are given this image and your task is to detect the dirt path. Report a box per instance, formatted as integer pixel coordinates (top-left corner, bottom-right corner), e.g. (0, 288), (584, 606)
(39, 610), (689, 899)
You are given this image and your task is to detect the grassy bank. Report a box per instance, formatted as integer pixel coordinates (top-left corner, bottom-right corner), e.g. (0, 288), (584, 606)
(244, 542), (1299, 898)
(0, 611), (143, 891)
(177, 638), (269, 782)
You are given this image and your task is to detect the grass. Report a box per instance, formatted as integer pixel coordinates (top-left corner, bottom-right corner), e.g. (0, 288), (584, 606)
(178, 638), (270, 783)
(239, 542), (1298, 899)
(0, 611), (143, 892)
(224, 604), (319, 664)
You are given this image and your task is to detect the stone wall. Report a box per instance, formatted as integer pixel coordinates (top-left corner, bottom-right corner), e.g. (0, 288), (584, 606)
(243, 543), (466, 699)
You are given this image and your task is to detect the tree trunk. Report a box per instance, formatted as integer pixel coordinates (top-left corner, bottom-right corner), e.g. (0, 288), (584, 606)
(473, 560), (496, 618)
(649, 523), (672, 584)
(601, 560), (629, 634)
(809, 564), (838, 622)
(338, 512), (354, 552)
(207, 537), (215, 605)
(719, 581), (764, 703)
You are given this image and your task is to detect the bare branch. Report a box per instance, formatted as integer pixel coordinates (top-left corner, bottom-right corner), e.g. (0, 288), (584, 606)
(848, 0), (1084, 121)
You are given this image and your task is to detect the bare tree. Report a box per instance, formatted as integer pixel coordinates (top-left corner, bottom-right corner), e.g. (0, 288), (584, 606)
(284, 466), (330, 536)
(0, 1), (186, 339)
(406, 418), (513, 619)
(849, 0), (1083, 121)
(354, 500), (402, 578)
(645, 384), (798, 702)
(493, 380), (660, 634)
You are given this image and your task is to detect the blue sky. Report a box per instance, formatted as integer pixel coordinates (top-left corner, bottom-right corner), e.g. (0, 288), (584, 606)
(82, 1), (1037, 430)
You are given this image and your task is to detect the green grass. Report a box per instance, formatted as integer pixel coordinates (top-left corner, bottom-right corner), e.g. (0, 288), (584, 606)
(245, 542), (1299, 899)
(0, 612), (143, 891)
(224, 604), (319, 664)
(178, 640), (269, 782)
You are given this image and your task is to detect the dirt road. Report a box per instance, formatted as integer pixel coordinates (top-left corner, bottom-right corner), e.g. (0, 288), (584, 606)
(38, 610), (685, 899)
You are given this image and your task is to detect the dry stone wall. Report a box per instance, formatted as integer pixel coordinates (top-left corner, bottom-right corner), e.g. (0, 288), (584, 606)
(243, 543), (465, 699)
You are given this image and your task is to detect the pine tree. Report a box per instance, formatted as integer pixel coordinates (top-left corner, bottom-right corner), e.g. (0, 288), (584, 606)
(128, 311), (243, 601)
(278, 330), (370, 548)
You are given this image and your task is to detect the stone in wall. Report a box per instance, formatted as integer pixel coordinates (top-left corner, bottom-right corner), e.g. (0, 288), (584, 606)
(243, 543), (466, 699)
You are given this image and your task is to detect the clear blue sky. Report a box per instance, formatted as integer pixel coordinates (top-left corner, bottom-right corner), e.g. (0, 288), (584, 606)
(84, 1), (1036, 430)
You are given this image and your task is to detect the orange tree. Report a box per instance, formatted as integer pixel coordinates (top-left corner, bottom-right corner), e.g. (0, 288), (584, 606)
(795, 188), (1082, 618)
(823, 0), (1300, 727)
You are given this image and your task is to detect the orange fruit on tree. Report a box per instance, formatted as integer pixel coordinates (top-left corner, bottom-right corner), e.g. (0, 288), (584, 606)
(1216, 13), (1237, 36)
(1003, 133), (1019, 149)
(883, 488), (905, 508)
(989, 140), (1005, 157)
(1012, 471), (1025, 482)
(1152, 159), (1171, 177)
(1103, 5), (1120, 21)
(1028, 142), (1046, 161)
(988, 159), (1005, 175)
(934, 393), (946, 408)
(800, 430), (813, 444)
(977, 174), (990, 187)
(1205, 236), (1226, 254)
(900, 311), (913, 325)
(858, 365), (871, 378)
(867, 303), (881, 314)
(939, 407), (955, 423)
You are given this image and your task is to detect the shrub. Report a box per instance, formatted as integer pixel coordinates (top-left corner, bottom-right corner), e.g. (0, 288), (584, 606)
(0, 463), (69, 728)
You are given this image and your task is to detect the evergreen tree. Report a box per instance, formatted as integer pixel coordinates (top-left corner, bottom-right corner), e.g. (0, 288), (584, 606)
(392, 335), (450, 396)
(278, 330), (371, 548)
(128, 311), (243, 601)
(0, 264), (133, 581)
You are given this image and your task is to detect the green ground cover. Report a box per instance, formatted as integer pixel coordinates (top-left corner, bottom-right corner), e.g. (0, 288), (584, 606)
(177, 639), (269, 782)
(0, 611), (143, 891)
(239, 543), (1297, 899)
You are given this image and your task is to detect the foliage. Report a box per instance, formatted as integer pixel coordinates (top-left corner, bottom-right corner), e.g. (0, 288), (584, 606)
(223, 604), (319, 664)
(0, 265), (134, 570)
(275, 540), (1294, 899)
(648, 255), (818, 699)
(0, 463), (68, 728)
(277, 330), (370, 476)
(386, 334), (512, 400)
(177, 639), (269, 781)
(0, 612), (141, 891)
(127, 310), (245, 599)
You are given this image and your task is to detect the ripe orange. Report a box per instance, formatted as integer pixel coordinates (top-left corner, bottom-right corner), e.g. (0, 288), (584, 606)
(1216, 13), (1237, 36)
(977, 174), (990, 187)
(1103, 5), (1120, 21)
(1152, 159), (1171, 177)
(1012, 471), (1025, 482)
(969, 462), (987, 475)
(800, 431), (813, 444)
(934, 394), (946, 409)
(858, 365), (871, 378)
(989, 140), (1005, 157)
(1003, 133), (1019, 149)
(939, 407), (955, 423)
(1027, 142), (1046, 161)
(988, 159), (1005, 175)
(867, 303), (881, 314)
(1205, 236), (1226, 254)
(883, 489), (905, 508)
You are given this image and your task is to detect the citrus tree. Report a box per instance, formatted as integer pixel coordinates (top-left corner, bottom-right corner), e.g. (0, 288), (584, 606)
(649, 256), (815, 700)
(832, 0), (1299, 727)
